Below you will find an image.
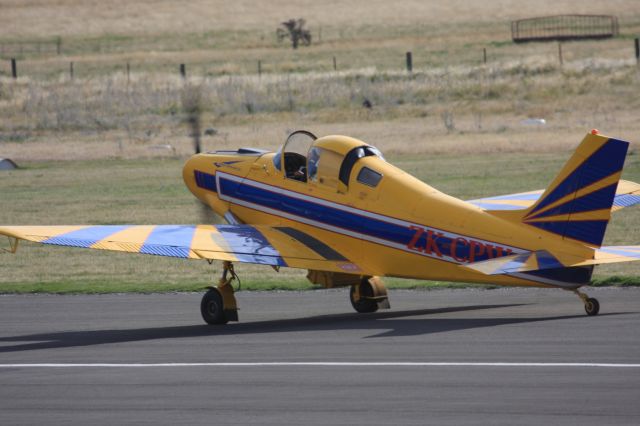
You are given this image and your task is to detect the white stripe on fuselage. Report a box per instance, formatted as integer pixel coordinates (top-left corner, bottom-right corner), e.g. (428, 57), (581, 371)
(217, 172), (524, 255)
(213, 172), (579, 288)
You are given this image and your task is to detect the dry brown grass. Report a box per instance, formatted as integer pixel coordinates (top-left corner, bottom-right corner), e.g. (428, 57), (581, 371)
(0, 1), (638, 161)
(3, 21), (639, 81)
(1, 0), (638, 38)
(3, 112), (640, 163)
(2, 52), (639, 162)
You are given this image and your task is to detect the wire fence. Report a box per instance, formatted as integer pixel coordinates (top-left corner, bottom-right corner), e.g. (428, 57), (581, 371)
(0, 38), (62, 57)
(2, 28), (639, 81)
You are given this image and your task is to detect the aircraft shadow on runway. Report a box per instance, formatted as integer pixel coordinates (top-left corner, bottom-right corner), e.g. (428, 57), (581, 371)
(0, 304), (631, 353)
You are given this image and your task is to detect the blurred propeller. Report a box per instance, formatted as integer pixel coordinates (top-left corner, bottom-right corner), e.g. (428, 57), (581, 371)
(182, 83), (202, 155)
(182, 82), (225, 224)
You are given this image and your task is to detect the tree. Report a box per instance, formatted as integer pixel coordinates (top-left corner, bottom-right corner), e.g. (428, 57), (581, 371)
(276, 19), (312, 49)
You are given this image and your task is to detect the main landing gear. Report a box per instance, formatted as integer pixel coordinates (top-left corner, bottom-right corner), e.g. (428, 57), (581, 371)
(201, 261), (239, 325)
(349, 277), (390, 314)
(572, 288), (600, 316)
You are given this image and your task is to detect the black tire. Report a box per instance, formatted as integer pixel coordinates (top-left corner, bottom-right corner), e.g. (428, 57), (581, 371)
(584, 297), (600, 316)
(350, 280), (378, 313)
(200, 289), (228, 325)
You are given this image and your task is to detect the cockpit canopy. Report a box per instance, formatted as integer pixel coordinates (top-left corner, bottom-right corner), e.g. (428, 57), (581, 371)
(273, 130), (385, 191)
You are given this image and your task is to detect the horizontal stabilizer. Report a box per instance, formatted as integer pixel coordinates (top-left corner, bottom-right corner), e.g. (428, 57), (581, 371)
(467, 179), (640, 213)
(592, 246), (640, 265)
(466, 245), (640, 276)
(463, 250), (572, 275)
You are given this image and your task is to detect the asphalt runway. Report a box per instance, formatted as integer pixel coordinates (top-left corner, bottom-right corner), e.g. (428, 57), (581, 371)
(1, 287), (639, 425)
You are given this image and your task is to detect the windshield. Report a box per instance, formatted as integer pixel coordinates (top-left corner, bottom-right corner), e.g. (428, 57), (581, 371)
(273, 130), (317, 172)
(284, 130), (316, 157)
(273, 130), (317, 182)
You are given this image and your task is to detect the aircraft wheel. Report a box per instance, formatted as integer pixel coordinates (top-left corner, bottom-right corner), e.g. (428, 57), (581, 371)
(201, 288), (228, 325)
(350, 280), (378, 314)
(584, 297), (600, 316)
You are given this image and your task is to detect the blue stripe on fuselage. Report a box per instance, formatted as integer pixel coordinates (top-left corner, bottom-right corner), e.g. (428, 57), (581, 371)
(219, 176), (515, 263)
(221, 176), (414, 244)
(194, 170), (217, 192)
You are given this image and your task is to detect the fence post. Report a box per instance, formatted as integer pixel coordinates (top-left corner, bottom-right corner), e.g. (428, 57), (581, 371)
(11, 58), (17, 79)
(406, 51), (412, 72)
(258, 60), (262, 77)
(69, 62), (74, 79)
(333, 56), (337, 71)
(126, 62), (130, 83)
(483, 48), (487, 64)
(635, 38), (639, 65)
(180, 63), (186, 79)
(56, 37), (62, 55)
(558, 42), (563, 66)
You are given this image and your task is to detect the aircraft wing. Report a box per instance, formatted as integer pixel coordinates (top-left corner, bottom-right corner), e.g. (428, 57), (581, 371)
(467, 179), (640, 212)
(0, 224), (364, 274)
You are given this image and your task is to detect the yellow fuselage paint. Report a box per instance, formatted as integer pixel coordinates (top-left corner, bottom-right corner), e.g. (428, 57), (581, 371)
(182, 136), (592, 288)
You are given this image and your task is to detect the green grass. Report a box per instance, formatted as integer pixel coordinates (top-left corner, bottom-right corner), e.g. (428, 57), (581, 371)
(0, 278), (500, 294)
(1, 152), (639, 294)
(590, 276), (640, 287)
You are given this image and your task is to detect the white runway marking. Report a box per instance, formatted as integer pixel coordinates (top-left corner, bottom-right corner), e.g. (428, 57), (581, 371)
(1, 362), (639, 368)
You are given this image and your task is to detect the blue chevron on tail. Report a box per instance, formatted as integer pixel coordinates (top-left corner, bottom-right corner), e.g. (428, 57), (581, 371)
(522, 131), (629, 247)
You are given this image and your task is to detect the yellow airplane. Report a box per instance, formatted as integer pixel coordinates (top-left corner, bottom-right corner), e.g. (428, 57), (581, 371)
(2, 129), (640, 324)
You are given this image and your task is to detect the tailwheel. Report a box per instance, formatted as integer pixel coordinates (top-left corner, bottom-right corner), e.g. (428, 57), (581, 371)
(201, 261), (240, 325)
(584, 297), (600, 316)
(349, 277), (389, 314)
(201, 288), (228, 325)
(573, 289), (600, 316)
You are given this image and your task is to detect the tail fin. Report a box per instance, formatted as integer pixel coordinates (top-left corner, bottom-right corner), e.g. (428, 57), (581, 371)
(522, 131), (629, 247)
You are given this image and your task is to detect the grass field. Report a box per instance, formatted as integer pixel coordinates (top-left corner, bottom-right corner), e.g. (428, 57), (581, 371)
(2, 0), (640, 79)
(0, 1), (639, 293)
(3, 1), (638, 37)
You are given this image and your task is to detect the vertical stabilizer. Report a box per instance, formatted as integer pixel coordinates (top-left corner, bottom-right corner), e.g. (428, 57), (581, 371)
(522, 132), (629, 247)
